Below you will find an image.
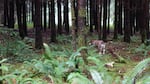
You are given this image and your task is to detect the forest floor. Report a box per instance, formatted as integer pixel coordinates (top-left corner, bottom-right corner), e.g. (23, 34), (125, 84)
(0, 28), (150, 84)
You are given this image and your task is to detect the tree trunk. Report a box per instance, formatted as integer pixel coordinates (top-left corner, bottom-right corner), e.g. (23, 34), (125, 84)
(63, 0), (69, 34)
(48, 1), (51, 29)
(23, 0), (28, 36)
(8, 0), (14, 28)
(145, 0), (149, 45)
(77, 0), (87, 64)
(107, 0), (111, 34)
(96, 0), (102, 40)
(4, 0), (8, 26)
(57, 0), (62, 34)
(118, 0), (123, 35)
(35, 0), (43, 49)
(71, 0), (77, 51)
(103, 0), (107, 41)
(43, 1), (47, 31)
(50, 0), (57, 42)
(74, 0), (78, 33)
(114, 0), (118, 39)
(16, 0), (25, 39)
(124, 0), (130, 43)
(89, 0), (93, 32)
(31, 0), (34, 23)
(140, 0), (147, 43)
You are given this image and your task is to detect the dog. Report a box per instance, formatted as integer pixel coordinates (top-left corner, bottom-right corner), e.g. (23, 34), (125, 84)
(89, 40), (106, 54)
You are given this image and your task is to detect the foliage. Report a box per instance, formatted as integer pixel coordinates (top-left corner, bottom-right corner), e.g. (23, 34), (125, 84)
(0, 59), (47, 84)
(133, 44), (150, 56)
(0, 28), (38, 62)
(56, 35), (72, 45)
(67, 72), (94, 84)
(123, 58), (150, 84)
(89, 69), (103, 84)
(0, 40), (38, 62)
(1, 31), (149, 83)
(131, 36), (140, 43)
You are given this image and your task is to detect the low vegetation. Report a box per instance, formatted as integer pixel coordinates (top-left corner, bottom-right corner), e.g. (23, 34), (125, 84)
(0, 28), (150, 84)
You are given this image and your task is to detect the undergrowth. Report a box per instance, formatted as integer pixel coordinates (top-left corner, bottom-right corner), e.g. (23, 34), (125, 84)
(0, 28), (150, 84)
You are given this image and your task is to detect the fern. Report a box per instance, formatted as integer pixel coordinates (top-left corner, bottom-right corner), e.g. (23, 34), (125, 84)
(89, 69), (103, 84)
(134, 44), (150, 56)
(123, 58), (150, 84)
(43, 43), (52, 60)
(67, 72), (94, 84)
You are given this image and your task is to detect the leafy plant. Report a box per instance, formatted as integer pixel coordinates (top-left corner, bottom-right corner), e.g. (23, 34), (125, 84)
(0, 59), (47, 84)
(67, 72), (94, 84)
(123, 58), (150, 84)
(133, 44), (150, 56)
(0, 28), (38, 62)
(89, 69), (103, 84)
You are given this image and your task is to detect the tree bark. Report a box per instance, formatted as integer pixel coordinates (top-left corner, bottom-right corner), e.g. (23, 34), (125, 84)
(35, 0), (43, 49)
(4, 0), (8, 26)
(103, 0), (107, 41)
(50, 0), (57, 42)
(107, 0), (111, 34)
(124, 0), (130, 43)
(77, 0), (88, 64)
(57, 0), (62, 34)
(8, 0), (15, 28)
(118, 0), (123, 35)
(23, 0), (28, 36)
(63, 0), (69, 34)
(114, 0), (118, 39)
(43, 0), (47, 31)
(16, 0), (25, 39)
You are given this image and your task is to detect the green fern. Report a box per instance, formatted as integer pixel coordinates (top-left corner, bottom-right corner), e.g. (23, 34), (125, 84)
(89, 69), (103, 84)
(134, 44), (150, 56)
(123, 58), (150, 84)
(67, 72), (94, 84)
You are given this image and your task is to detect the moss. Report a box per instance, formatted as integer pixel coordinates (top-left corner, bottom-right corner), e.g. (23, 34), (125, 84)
(78, 9), (86, 17)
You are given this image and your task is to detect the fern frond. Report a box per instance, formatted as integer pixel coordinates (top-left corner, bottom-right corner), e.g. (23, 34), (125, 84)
(123, 58), (150, 84)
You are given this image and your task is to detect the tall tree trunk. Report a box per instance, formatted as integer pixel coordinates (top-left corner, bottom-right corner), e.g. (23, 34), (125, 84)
(77, 0), (87, 64)
(50, 0), (57, 42)
(23, 0), (28, 36)
(99, 0), (103, 40)
(114, 0), (118, 39)
(135, 0), (140, 32)
(118, 0), (123, 35)
(145, 0), (149, 45)
(48, 1), (51, 29)
(89, 0), (93, 32)
(140, 0), (147, 43)
(16, 0), (25, 39)
(107, 0), (111, 34)
(4, 0), (8, 26)
(8, 0), (14, 28)
(74, 0), (78, 33)
(71, 0), (77, 51)
(57, 0), (62, 34)
(93, 0), (97, 31)
(63, 0), (69, 34)
(96, 0), (102, 40)
(35, 0), (43, 49)
(31, 0), (34, 23)
(124, 0), (130, 43)
(103, 0), (107, 41)
(43, 1), (47, 31)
